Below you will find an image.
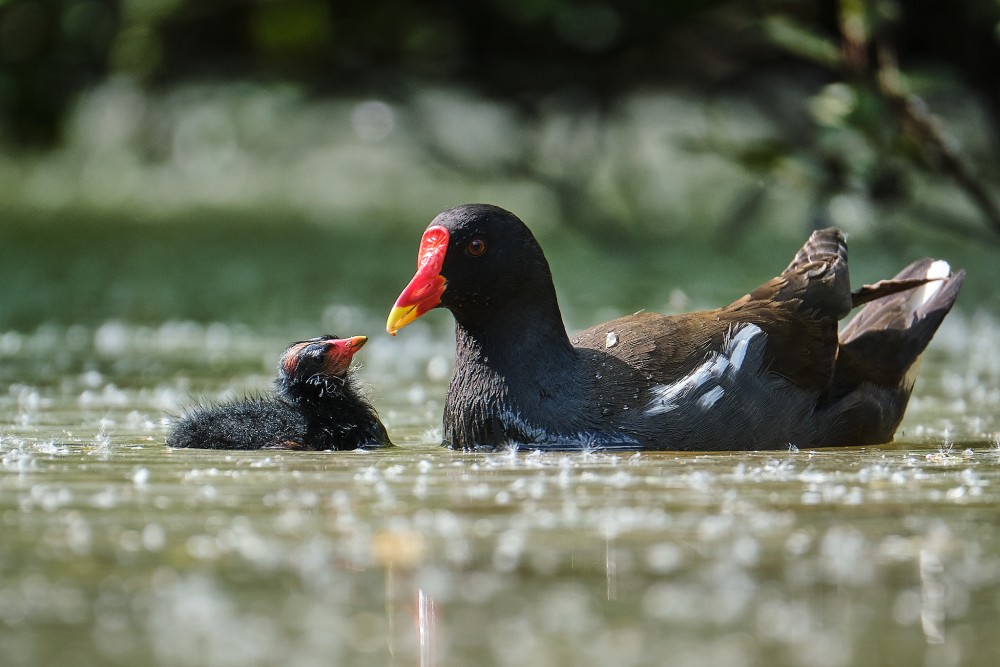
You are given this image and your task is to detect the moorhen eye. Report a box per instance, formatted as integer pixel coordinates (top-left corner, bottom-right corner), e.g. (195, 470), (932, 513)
(466, 239), (487, 257)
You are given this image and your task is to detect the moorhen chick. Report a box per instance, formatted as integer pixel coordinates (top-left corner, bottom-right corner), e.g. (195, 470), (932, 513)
(168, 335), (391, 450)
(386, 204), (964, 451)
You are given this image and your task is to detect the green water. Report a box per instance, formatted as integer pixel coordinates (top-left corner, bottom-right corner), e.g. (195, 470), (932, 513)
(2, 217), (999, 666)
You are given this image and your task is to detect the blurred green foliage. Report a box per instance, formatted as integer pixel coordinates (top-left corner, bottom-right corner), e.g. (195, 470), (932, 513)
(5, 205), (996, 330)
(1, 0), (999, 239)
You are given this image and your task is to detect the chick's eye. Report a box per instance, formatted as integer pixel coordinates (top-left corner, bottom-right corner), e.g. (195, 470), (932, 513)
(466, 238), (487, 257)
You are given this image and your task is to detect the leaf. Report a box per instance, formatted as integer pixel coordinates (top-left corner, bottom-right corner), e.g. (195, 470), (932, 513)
(762, 15), (841, 68)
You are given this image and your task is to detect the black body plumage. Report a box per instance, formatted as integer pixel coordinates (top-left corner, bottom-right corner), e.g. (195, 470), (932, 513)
(167, 336), (391, 451)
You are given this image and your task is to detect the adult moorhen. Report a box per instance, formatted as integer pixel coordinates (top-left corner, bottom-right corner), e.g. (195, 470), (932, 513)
(386, 204), (964, 451)
(168, 335), (391, 450)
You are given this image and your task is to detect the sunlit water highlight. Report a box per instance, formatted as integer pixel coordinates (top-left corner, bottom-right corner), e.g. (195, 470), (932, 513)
(2, 312), (999, 667)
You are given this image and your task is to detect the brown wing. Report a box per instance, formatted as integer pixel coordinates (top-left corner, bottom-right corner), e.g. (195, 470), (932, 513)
(572, 229), (853, 393)
(572, 310), (731, 381)
(783, 226), (849, 276)
(717, 228), (851, 392)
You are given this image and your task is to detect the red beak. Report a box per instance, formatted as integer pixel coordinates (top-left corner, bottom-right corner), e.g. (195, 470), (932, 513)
(386, 226), (449, 335)
(324, 335), (368, 374)
(281, 335), (367, 377)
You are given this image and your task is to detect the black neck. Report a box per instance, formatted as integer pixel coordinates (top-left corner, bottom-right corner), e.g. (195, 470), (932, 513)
(445, 295), (583, 449)
(453, 270), (575, 353)
(453, 280), (578, 382)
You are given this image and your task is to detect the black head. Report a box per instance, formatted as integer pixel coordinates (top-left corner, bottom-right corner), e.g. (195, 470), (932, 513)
(386, 204), (557, 332)
(276, 335), (367, 400)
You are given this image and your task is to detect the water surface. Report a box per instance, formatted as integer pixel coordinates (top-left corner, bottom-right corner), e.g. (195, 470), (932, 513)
(2, 308), (998, 667)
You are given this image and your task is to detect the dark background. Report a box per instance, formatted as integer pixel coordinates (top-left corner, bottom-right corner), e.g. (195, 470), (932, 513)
(3, 1), (1000, 143)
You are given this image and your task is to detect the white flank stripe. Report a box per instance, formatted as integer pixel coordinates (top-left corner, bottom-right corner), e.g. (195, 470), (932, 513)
(644, 323), (764, 417)
(697, 386), (725, 410)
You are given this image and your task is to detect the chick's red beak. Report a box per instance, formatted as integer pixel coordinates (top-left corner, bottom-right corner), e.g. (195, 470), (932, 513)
(324, 335), (368, 374)
(386, 225), (449, 335)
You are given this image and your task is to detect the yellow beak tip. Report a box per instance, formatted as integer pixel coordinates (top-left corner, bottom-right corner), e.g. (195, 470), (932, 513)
(386, 305), (417, 336)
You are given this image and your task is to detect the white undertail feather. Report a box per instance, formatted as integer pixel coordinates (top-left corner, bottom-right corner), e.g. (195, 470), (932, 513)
(903, 260), (951, 389)
(916, 260), (951, 307)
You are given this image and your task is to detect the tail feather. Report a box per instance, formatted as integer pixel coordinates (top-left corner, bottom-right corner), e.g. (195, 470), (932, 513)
(844, 261), (963, 343)
(849, 274), (944, 310)
(816, 259), (964, 445)
(842, 258), (960, 342)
